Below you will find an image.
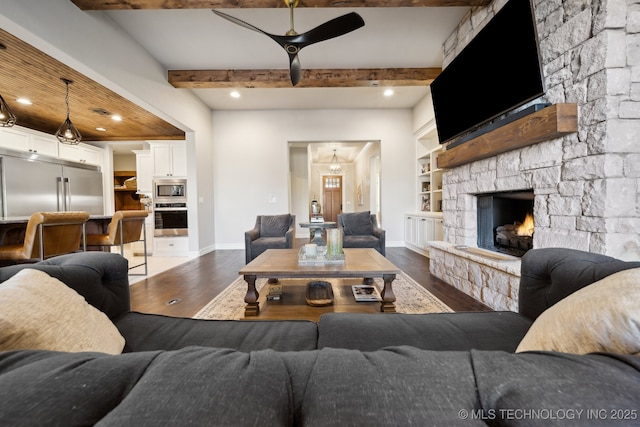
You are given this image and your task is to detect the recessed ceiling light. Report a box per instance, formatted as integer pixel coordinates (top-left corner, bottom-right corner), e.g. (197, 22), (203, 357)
(111, 115), (122, 122)
(230, 91), (240, 98)
(96, 127), (107, 132)
(384, 89), (394, 97)
(16, 97), (32, 105)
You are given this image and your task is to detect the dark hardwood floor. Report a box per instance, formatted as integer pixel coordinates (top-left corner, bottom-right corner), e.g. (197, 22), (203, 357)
(129, 240), (491, 318)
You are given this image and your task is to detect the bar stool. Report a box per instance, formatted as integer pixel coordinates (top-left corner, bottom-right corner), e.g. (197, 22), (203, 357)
(0, 211), (90, 263)
(85, 210), (149, 275)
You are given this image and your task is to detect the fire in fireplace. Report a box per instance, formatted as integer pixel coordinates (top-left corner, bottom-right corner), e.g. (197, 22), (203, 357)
(495, 212), (534, 254)
(477, 191), (534, 257)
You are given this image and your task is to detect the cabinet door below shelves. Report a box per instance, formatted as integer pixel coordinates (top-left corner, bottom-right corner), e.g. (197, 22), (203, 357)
(404, 215), (417, 246)
(417, 217), (434, 249)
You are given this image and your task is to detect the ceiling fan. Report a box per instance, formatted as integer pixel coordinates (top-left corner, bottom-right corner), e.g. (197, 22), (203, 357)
(212, 0), (365, 87)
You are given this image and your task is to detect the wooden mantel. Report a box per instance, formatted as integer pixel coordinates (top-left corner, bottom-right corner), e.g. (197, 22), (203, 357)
(437, 103), (578, 169)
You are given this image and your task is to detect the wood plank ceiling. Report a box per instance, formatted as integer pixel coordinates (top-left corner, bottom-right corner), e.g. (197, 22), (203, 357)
(72, 0), (490, 89)
(0, 29), (185, 142)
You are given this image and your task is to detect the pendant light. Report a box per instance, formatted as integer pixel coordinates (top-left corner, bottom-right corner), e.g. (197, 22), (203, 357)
(0, 94), (17, 127)
(328, 149), (342, 174)
(55, 78), (82, 145)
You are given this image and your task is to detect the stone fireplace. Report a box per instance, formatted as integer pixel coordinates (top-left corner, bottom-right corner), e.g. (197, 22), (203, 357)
(428, 0), (640, 311)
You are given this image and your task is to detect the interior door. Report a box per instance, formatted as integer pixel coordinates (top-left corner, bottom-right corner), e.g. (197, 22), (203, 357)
(322, 175), (342, 223)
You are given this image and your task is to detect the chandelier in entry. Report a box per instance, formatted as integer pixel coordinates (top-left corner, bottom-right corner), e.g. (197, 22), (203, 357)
(328, 149), (342, 174)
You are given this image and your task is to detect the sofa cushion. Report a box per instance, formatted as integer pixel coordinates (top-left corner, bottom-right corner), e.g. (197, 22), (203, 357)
(0, 347), (295, 426)
(516, 267), (640, 355)
(115, 312), (318, 352)
(0, 269), (125, 354)
(472, 350), (640, 422)
(343, 235), (381, 249)
(340, 211), (374, 235)
(260, 214), (291, 237)
(291, 346), (483, 426)
(318, 312), (532, 352)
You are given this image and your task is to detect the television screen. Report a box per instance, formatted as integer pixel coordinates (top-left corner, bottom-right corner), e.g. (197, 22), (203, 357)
(431, 0), (545, 144)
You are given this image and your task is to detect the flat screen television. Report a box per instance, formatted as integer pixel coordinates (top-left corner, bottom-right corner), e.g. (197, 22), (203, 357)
(430, 0), (545, 145)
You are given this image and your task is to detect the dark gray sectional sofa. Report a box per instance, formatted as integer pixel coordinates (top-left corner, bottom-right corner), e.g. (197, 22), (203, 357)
(0, 249), (639, 426)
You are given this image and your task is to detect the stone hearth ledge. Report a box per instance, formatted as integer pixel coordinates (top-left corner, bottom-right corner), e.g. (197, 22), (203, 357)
(428, 241), (521, 311)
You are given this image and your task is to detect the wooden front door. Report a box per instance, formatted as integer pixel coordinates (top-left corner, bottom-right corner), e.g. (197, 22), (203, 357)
(322, 175), (342, 223)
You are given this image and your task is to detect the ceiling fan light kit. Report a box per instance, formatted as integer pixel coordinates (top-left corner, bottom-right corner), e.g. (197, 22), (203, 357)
(0, 94), (17, 128)
(213, 0), (364, 86)
(55, 78), (82, 145)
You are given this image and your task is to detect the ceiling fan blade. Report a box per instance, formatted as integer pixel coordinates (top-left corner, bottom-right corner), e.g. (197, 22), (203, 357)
(212, 10), (272, 38)
(289, 54), (302, 86)
(295, 12), (365, 49)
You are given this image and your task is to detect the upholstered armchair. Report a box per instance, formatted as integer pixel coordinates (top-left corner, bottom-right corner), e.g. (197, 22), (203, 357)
(245, 214), (296, 264)
(337, 211), (385, 256)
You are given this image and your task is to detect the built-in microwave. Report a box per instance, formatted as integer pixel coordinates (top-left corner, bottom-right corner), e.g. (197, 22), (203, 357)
(154, 178), (186, 200)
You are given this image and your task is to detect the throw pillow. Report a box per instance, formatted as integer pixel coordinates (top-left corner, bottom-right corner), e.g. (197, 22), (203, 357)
(0, 269), (125, 354)
(341, 211), (374, 236)
(516, 267), (640, 355)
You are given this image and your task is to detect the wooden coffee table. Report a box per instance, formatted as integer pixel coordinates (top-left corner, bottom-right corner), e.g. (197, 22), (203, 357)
(239, 248), (401, 317)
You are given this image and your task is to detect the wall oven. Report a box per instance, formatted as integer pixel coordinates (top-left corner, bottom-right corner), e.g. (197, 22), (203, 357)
(153, 178), (188, 237)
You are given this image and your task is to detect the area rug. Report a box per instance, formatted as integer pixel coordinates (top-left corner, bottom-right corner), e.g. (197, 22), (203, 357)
(193, 272), (453, 320)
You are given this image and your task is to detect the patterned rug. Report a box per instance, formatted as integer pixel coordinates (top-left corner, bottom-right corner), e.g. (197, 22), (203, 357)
(193, 272), (452, 320)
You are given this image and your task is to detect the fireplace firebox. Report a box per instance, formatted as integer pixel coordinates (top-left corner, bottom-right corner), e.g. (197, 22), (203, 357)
(477, 190), (534, 257)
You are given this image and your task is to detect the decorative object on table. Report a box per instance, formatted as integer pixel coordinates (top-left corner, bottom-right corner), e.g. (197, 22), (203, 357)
(305, 281), (334, 306)
(298, 245), (344, 264)
(267, 282), (283, 301)
(337, 211), (386, 256)
(309, 196), (323, 223)
(304, 243), (317, 257)
(212, 1), (364, 86)
(352, 284), (382, 302)
(55, 78), (82, 145)
(325, 228), (344, 257)
(244, 214), (296, 264)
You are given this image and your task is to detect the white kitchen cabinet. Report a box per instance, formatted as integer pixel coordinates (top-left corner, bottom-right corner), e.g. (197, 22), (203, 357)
(405, 213), (444, 256)
(0, 127), (58, 157)
(133, 150), (153, 194)
(150, 142), (187, 177)
(154, 236), (188, 256)
(404, 215), (417, 247)
(58, 142), (102, 166)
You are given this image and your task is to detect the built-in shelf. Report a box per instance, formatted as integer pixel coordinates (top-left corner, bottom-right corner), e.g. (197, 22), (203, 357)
(437, 103), (578, 169)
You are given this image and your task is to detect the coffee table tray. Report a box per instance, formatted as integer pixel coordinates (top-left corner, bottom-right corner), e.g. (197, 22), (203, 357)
(298, 247), (345, 264)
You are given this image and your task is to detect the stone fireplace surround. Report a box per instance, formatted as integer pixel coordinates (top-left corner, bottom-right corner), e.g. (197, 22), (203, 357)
(428, 0), (640, 311)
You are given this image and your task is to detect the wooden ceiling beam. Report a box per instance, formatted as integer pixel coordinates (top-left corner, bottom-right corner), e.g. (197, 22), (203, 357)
(70, 0), (490, 10)
(168, 68), (440, 88)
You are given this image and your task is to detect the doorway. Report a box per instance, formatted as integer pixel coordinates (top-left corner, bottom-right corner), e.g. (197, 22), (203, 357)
(288, 140), (381, 237)
(322, 175), (342, 223)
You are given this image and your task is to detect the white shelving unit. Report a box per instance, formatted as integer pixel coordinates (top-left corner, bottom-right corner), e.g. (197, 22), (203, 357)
(405, 122), (445, 256)
(416, 127), (444, 214)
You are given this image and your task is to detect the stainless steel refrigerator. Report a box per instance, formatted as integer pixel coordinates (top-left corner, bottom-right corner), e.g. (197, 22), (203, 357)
(0, 152), (103, 217)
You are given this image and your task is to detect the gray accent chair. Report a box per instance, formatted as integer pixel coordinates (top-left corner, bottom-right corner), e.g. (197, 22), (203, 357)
(244, 214), (296, 264)
(337, 211), (385, 256)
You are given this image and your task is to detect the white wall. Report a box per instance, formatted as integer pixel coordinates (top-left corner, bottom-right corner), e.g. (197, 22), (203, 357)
(212, 109), (416, 249)
(0, 0), (215, 255)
